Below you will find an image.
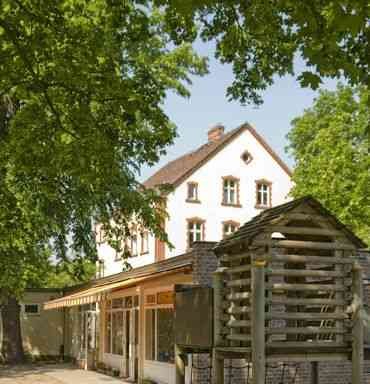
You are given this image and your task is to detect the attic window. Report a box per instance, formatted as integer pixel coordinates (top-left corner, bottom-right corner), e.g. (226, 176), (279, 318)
(241, 151), (253, 165)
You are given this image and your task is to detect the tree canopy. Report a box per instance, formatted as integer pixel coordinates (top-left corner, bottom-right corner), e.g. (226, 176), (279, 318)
(158, 0), (370, 105)
(0, 0), (207, 297)
(287, 85), (370, 246)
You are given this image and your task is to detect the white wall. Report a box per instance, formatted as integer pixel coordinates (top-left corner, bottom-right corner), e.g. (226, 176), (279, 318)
(165, 129), (292, 258)
(97, 128), (292, 276)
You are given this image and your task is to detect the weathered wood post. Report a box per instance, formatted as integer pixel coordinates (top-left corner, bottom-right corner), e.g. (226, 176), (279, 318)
(175, 344), (185, 384)
(352, 261), (363, 384)
(310, 361), (319, 384)
(252, 258), (265, 384)
(213, 267), (225, 384)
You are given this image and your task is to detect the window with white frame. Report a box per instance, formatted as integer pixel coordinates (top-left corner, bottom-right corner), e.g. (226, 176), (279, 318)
(131, 234), (138, 257)
(256, 180), (272, 208)
(141, 231), (149, 254)
(145, 291), (174, 363)
(186, 182), (199, 202)
(187, 219), (204, 248)
(104, 296), (139, 355)
(222, 177), (239, 205)
(222, 221), (239, 238)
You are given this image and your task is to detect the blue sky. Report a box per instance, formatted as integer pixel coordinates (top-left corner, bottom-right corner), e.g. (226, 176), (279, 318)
(140, 42), (339, 181)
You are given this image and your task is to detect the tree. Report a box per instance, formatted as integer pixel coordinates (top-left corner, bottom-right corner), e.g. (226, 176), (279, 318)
(0, 1), (206, 363)
(157, 0), (370, 105)
(287, 85), (370, 245)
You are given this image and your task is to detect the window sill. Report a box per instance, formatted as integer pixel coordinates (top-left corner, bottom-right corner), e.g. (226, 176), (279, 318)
(255, 204), (271, 210)
(140, 251), (149, 256)
(186, 199), (201, 204)
(221, 202), (242, 208)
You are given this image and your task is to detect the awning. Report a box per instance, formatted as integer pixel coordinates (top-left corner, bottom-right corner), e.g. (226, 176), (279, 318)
(44, 266), (190, 310)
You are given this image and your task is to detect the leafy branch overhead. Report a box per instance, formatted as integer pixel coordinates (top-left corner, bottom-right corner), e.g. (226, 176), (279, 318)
(157, 0), (370, 105)
(0, 0), (207, 294)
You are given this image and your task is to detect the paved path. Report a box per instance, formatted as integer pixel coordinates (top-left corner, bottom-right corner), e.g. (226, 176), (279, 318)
(0, 364), (127, 384)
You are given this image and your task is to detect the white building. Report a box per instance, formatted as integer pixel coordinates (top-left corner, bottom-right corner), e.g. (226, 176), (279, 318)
(97, 122), (292, 277)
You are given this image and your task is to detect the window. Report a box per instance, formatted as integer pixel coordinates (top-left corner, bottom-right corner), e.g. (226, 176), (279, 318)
(97, 259), (105, 278)
(222, 221), (239, 238)
(131, 234), (138, 257)
(145, 291), (174, 364)
(187, 218), (205, 248)
(255, 180), (272, 208)
(241, 150), (253, 165)
(141, 231), (149, 254)
(186, 182), (199, 203)
(222, 177), (240, 206)
(23, 304), (40, 315)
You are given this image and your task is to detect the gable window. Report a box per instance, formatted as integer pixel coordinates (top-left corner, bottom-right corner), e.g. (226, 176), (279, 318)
(222, 177), (240, 206)
(141, 231), (149, 255)
(186, 182), (199, 203)
(187, 218), (205, 248)
(222, 221), (240, 238)
(255, 180), (272, 208)
(241, 150), (253, 165)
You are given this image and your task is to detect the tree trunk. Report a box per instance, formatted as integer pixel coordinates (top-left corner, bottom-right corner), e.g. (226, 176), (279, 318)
(1, 295), (25, 364)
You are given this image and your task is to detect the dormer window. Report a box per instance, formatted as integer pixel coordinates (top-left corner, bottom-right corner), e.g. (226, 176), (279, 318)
(222, 177), (240, 206)
(255, 180), (272, 209)
(186, 182), (200, 203)
(241, 150), (253, 165)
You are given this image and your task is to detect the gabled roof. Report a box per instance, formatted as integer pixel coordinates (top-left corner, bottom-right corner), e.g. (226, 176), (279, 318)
(214, 196), (367, 253)
(143, 123), (292, 189)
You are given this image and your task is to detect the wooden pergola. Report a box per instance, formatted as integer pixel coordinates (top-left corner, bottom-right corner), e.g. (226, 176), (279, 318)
(212, 196), (367, 384)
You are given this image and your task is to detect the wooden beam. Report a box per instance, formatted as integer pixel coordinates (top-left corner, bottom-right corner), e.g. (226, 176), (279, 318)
(251, 260), (265, 384)
(266, 312), (348, 320)
(226, 278), (251, 287)
(311, 361), (319, 384)
(266, 283), (346, 292)
(267, 341), (348, 348)
(352, 262), (363, 384)
(175, 344), (185, 384)
(227, 319), (251, 328)
(267, 297), (346, 306)
(266, 327), (347, 335)
(226, 292), (250, 301)
(227, 305), (251, 314)
(226, 334), (252, 342)
(213, 350), (224, 384)
(265, 253), (354, 264)
(255, 239), (356, 251)
(225, 265), (251, 274)
(213, 269), (226, 347)
(220, 253), (250, 262)
(266, 225), (342, 237)
(266, 269), (343, 278)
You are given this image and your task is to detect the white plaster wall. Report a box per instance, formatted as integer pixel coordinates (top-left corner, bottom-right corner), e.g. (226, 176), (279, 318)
(97, 128), (292, 275)
(165, 129), (292, 258)
(97, 234), (156, 277)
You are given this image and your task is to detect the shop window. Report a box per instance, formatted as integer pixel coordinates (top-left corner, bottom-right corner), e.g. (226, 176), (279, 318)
(145, 308), (174, 363)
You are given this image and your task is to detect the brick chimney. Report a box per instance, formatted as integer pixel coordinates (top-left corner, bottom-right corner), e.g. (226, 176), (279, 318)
(208, 124), (225, 142)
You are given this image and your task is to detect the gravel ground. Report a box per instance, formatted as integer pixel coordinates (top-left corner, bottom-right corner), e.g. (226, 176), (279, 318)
(0, 364), (126, 384)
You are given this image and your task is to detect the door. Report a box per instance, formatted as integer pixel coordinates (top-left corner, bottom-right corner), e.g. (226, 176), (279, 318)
(122, 308), (139, 381)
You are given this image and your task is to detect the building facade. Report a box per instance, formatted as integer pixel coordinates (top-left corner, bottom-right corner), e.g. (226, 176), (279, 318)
(97, 123), (293, 277)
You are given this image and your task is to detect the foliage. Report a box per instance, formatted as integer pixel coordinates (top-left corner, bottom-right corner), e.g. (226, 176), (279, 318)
(287, 85), (370, 245)
(0, 1), (207, 298)
(157, 0), (370, 104)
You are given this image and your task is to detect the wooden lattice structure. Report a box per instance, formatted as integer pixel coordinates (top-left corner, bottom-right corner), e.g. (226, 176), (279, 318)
(212, 197), (367, 384)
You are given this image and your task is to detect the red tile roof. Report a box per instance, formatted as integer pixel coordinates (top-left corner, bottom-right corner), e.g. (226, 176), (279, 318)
(143, 123), (292, 189)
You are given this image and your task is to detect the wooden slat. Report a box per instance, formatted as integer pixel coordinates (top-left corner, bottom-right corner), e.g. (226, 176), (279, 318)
(267, 297), (346, 306)
(266, 327), (347, 335)
(267, 283), (346, 291)
(266, 269), (343, 278)
(227, 305), (251, 314)
(226, 292), (250, 301)
(267, 341), (348, 349)
(226, 279), (251, 287)
(220, 253), (250, 262)
(265, 254), (354, 264)
(225, 265), (251, 274)
(267, 312), (348, 320)
(266, 225), (342, 237)
(266, 240), (356, 251)
(227, 319), (251, 328)
(226, 334), (251, 342)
